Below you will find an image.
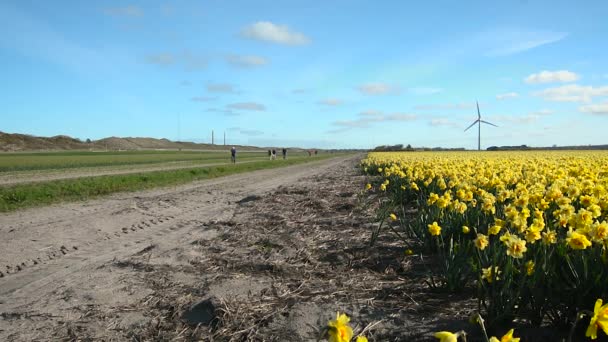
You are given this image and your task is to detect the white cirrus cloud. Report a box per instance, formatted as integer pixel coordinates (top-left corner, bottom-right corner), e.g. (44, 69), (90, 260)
(317, 98), (343, 106)
(291, 88), (308, 94)
(225, 54), (268, 68)
(409, 87), (443, 95)
(328, 110), (417, 133)
(191, 96), (217, 102)
(144, 51), (207, 70)
(481, 29), (567, 57)
(529, 109), (554, 116)
(182, 51), (208, 71)
(357, 83), (401, 95)
(144, 53), (175, 66)
(206, 83), (238, 94)
(496, 92), (519, 100)
(240, 21), (310, 45)
(429, 118), (460, 128)
(206, 108), (238, 116)
(102, 5), (144, 17)
(240, 129), (264, 136)
(488, 114), (543, 125)
(227, 102), (266, 111)
(360, 109), (383, 117)
(525, 70), (579, 84)
(579, 102), (608, 115)
(533, 84), (608, 103)
(385, 113), (417, 121)
(414, 103), (475, 110)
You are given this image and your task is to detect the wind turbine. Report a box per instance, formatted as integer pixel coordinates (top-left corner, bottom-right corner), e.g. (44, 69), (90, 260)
(464, 101), (497, 151)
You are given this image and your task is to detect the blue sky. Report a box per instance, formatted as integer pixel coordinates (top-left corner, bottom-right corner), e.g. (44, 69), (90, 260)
(1, 0), (608, 149)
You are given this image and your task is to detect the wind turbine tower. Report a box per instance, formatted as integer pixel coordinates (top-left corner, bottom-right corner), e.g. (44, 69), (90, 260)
(464, 101), (498, 151)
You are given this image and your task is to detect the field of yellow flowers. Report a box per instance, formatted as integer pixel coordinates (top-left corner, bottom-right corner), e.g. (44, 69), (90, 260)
(361, 151), (608, 340)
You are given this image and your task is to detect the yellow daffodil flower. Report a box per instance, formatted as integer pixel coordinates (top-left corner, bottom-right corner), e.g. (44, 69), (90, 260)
(489, 328), (520, 342)
(428, 222), (442, 236)
(587, 299), (608, 340)
(434, 331), (458, 342)
(327, 312), (353, 342)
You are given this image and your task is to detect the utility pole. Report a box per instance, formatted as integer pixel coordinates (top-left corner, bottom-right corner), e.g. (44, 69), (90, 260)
(223, 131), (226, 146)
(177, 113), (181, 142)
(177, 113), (182, 151)
(212, 130), (214, 145)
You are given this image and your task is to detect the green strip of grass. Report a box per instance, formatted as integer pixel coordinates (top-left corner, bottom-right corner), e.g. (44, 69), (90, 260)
(0, 151), (294, 172)
(0, 154), (347, 212)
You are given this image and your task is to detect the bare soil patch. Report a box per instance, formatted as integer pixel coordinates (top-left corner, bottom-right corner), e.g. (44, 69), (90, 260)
(0, 155), (479, 341)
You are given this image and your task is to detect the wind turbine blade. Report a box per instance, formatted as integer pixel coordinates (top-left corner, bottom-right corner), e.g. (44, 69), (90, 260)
(477, 101), (481, 119)
(480, 120), (498, 127)
(464, 120), (479, 131)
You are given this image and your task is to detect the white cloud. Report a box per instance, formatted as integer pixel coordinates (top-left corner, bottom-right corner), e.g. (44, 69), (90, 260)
(191, 96), (217, 102)
(496, 92), (519, 100)
(225, 54), (268, 68)
(182, 51), (208, 71)
(430, 119), (460, 128)
(240, 129), (264, 136)
(579, 102), (608, 115)
(317, 98), (343, 106)
(481, 29), (567, 57)
(357, 83), (401, 95)
(533, 84), (608, 103)
(529, 109), (553, 116)
(360, 109), (383, 117)
(102, 5), (144, 17)
(386, 113), (417, 121)
(485, 110), (552, 125)
(144, 52), (207, 70)
(525, 70), (580, 84)
(414, 103), (475, 110)
(240, 21), (310, 45)
(227, 102), (266, 111)
(329, 110), (417, 132)
(332, 120), (370, 129)
(206, 83), (238, 93)
(409, 87), (443, 95)
(144, 53), (175, 66)
(206, 108), (238, 116)
(489, 114), (541, 124)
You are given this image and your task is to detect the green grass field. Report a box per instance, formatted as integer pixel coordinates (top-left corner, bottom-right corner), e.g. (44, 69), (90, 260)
(0, 150), (309, 172)
(0, 151), (345, 212)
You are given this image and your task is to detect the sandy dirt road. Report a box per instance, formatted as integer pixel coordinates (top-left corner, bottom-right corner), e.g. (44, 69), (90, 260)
(0, 155), (475, 341)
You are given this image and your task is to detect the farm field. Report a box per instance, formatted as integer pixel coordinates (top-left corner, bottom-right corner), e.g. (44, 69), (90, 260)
(0, 150), (311, 176)
(362, 150), (608, 341)
(0, 151), (340, 212)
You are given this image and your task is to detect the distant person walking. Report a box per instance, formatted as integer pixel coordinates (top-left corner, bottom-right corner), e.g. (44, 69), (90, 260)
(230, 146), (236, 164)
(282, 148), (287, 160)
